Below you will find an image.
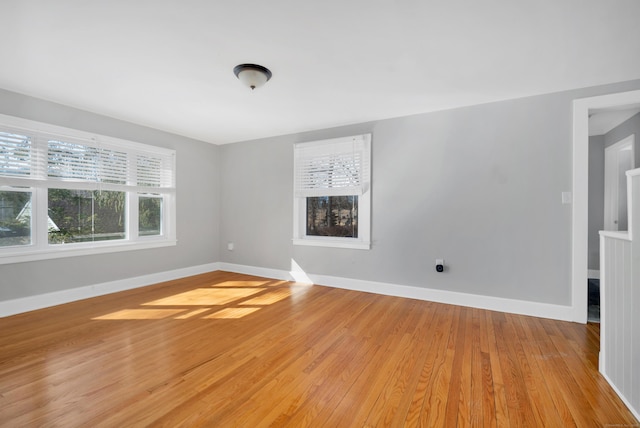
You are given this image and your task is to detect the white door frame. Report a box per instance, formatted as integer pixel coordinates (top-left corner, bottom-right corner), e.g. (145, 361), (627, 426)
(572, 89), (640, 323)
(604, 134), (635, 231)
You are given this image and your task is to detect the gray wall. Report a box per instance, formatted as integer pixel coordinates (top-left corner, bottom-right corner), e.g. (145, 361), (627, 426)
(588, 135), (605, 270)
(604, 112), (640, 157)
(220, 80), (640, 307)
(0, 89), (220, 301)
(588, 112), (640, 271)
(3, 79), (640, 308)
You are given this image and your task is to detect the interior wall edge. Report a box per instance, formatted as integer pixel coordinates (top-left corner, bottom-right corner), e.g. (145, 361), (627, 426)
(601, 372), (640, 421)
(3, 261), (576, 322)
(0, 262), (221, 318)
(218, 262), (576, 322)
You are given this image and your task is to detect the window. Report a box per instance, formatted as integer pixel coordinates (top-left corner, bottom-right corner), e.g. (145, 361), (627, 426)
(139, 194), (163, 236)
(0, 189), (31, 247)
(47, 189), (126, 243)
(0, 114), (176, 264)
(293, 133), (371, 249)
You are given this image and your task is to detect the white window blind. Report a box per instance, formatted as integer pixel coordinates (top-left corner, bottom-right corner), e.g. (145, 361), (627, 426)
(0, 130), (33, 178)
(0, 119), (175, 192)
(47, 140), (128, 185)
(136, 153), (173, 188)
(47, 139), (175, 190)
(294, 134), (371, 197)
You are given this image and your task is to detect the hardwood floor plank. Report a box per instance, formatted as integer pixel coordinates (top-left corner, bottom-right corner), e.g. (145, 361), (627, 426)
(94, 285), (355, 427)
(513, 314), (567, 427)
(451, 307), (470, 427)
(285, 295), (409, 427)
(387, 303), (438, 427)
(423, 305), (461, 426)
(492, 312), (536, 427)
(514, 315), (575, 427)
(532, 317), (602, 427)
(477, 309), (497, 428)
(200, 291), (383, 427)
(0, 271), (637, 427)
(361, 300), (430, 426)
(402, 304), (454, 425)
(542, 318), (639, 427)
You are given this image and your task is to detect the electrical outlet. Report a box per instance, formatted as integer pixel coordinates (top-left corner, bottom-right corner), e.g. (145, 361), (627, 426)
(227, 242), (234, 251)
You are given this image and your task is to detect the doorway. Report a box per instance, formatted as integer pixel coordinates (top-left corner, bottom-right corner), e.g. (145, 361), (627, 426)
(572, 89), (640, 324)
(604, 135), (635, 231)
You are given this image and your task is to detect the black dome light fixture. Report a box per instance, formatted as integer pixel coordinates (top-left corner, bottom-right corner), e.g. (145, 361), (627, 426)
(233, 63), (272, 90)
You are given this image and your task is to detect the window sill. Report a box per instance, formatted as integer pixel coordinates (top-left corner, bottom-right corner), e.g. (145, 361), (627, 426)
(0, 239), (177, 265)
(293, 238), (370, 250)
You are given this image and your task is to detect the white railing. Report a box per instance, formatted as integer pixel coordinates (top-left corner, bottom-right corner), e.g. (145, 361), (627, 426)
(599, 167), (640, 420)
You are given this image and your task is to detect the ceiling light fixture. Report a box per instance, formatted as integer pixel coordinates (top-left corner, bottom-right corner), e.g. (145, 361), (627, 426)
(233, 64), (272, 90)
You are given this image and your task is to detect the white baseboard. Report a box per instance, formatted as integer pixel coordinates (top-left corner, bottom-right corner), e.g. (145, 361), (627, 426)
(0, 262), (221, 318)
(1, 261), (574, 322)
(218, 263), (293, 282)
(218, 263), (574, 322)
(601, 372), (640, 421)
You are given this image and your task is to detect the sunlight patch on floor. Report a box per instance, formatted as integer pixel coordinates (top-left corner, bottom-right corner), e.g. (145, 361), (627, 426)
(142, 288), (263, 306)
(94, 309), (185, 320)
(174, 308), (212, 319)
(240, 288), (292, 305)
(92, 278), (303, 320)
(211, 280), (270, 288)
(205, 307), (261, 319)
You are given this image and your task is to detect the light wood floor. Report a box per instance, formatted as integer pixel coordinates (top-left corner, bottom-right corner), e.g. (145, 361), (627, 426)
(0, 271), (637, 427)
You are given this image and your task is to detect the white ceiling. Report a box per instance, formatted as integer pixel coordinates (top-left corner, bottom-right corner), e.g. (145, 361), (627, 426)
(1, 0), (640, 145)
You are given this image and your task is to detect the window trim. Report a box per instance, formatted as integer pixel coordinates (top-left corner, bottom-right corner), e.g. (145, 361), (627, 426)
(292, 133), (371, 250)
(0, 114), (176, 264)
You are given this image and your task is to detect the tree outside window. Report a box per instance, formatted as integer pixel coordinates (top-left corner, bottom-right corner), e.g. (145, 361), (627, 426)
(306, 195), (358, 238)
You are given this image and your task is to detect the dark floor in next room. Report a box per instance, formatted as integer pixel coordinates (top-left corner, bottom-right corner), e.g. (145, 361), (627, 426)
(588, 278), (600, 323)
